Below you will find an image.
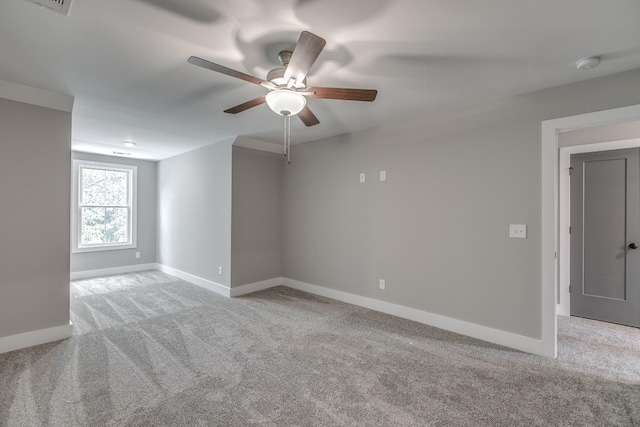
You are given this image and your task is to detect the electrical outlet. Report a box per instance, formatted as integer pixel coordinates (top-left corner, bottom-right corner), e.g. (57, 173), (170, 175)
(135, 252), (141, 259)
(380, 170), (386, 181)
(379, 279), (386, 290)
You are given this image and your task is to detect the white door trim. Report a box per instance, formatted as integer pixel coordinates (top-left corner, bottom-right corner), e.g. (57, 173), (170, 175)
(541, 104), (640, 358)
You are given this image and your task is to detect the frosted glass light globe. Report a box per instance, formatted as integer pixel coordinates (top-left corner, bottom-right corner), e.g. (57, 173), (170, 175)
(265, 90), (306, 116)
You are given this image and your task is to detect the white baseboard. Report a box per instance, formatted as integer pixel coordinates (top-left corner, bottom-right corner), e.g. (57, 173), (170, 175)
(156, 264), (231, 297)
(71, 263), (157, 280)
(0, 322), (73, 355)
(557, 304), (570, 317)
(282, 278), (546, 357)
(230, 277), (283, 297)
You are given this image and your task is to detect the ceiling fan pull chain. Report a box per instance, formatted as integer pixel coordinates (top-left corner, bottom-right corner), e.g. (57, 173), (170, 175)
(286, 114), (292, 164)
(283, 115), (287, 157)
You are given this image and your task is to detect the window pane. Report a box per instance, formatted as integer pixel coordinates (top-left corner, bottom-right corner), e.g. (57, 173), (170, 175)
(81, 168), (128, 206)
(81, 207), (129, 244)
(81, 207), (106, 244)
(81, 168), (106, 205)
(105, 207), (128, 243)
(105, 171), (128, 205)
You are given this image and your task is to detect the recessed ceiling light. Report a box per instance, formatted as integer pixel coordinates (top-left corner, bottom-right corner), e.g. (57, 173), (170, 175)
(123, 141), (136, 147)
(575, 56), (601, 71)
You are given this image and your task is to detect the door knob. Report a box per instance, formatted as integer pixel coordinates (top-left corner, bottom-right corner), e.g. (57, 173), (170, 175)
(629, 243), (638, 249)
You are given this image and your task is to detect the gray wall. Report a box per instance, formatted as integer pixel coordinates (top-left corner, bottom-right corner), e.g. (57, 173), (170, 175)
(0, 97), (71, 337)
(282, 68), (640, 340)
(231, 146), (282, 287)
(157, 138), (233, 287)
(70, 152), (157, 273)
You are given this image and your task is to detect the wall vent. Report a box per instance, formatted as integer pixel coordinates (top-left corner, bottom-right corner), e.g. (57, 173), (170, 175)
(23, 0), (72, 16)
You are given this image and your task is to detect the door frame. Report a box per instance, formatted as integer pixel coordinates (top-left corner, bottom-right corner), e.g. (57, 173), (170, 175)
(541, 103), (640, 358)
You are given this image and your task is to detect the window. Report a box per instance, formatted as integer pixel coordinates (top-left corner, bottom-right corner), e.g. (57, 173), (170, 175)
(72, 160), (137, 253)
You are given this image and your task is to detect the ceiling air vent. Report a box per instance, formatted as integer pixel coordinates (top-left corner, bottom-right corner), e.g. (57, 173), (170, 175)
(23, 0), (72, 16)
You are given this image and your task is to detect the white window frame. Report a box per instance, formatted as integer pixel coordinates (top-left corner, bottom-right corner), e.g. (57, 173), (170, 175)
(72, 159), (137, 253)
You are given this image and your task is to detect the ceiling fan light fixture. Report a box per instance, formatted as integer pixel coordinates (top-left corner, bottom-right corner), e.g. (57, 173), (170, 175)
(266, 89), (306, 116)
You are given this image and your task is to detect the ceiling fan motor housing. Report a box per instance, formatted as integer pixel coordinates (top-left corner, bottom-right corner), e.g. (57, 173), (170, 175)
(267, 67), (306, 89)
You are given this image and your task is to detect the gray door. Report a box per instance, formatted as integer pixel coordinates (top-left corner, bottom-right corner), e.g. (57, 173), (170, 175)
(570, 148), (640, 327)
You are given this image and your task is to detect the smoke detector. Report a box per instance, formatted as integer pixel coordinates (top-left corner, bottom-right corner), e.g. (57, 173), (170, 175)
(575, 56), (601, 71)
(23, 0), (72, 16)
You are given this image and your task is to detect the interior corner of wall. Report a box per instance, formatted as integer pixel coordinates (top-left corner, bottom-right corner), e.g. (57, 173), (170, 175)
(232, 136), (281, 154)
(0, 79), (74, 113)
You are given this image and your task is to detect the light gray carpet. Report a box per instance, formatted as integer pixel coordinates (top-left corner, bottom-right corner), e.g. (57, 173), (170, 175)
(1, 271), (639, 426)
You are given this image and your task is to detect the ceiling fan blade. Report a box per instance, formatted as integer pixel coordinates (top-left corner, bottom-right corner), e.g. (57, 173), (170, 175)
(224, 96), (267, 114)
(283, 31), (326, 84)
(188, 56), (275, 89)
(307, 87), (377, 102)
(297, 105), (320, 127)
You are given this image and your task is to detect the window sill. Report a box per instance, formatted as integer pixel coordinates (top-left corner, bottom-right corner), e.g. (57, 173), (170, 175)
(72, 243), (137, 254)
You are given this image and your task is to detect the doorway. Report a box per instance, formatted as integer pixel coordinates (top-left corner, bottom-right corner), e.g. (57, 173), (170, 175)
(569, 148), (640, 327)
(541, 104), (640, 358)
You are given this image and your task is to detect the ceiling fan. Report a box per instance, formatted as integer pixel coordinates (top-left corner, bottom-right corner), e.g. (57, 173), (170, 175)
(187, 31), (377, 125)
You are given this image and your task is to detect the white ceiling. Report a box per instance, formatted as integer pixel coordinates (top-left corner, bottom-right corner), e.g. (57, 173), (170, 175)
(2, 0), (640, 160)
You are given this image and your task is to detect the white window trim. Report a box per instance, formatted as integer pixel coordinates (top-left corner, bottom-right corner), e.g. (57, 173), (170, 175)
(72, 159), (137, 253)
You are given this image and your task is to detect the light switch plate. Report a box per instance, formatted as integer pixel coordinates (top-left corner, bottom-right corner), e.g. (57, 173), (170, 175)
(510, 224), (527, 238)
(360, 173), (366, 183)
